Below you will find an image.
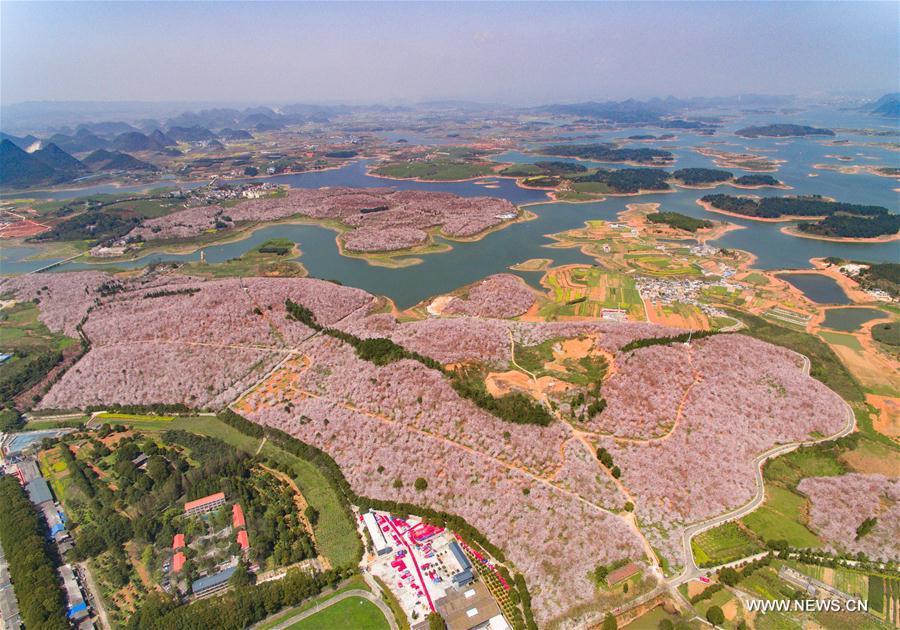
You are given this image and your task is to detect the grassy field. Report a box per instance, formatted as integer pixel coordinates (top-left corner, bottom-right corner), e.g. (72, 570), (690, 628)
(107, 415), (361, 568)
(818, 331), (864, 351)
(741, 486), (821, 548)
(96, 411), (175, 424)
(0, 300), (77, 353)
(691, 522), (762, 566)
(763, 447), (845, 489)
(24, 418), (87, 430)
(372, 159), (494, 181)
(740, 445), (847, 548)
(625, 606), (686, 630)
(287, 596), (389, 630)
(0, 301), (78, 404)
(256, 575), (369, 630)
(743, 272), (769, 285)
(103, 197), (184, 219)
(182, 238), (306, 278)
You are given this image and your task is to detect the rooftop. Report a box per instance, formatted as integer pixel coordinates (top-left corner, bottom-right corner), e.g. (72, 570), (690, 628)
(232, 503), (245, 529)
(184, 491), (225, 513)
(192, 566), (236, 594)
(26, 477), (53, 505)
(435, 581), (502, 630)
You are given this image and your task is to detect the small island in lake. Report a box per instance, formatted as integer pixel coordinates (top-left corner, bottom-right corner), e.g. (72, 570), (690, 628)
(540, 142), (674, 166)
(671, 168), (733, 186)
(671, 168), (787, 189)
(700, 194), (899, 240)
(735, 123), (835, 138)
(733, 174), (783, 187)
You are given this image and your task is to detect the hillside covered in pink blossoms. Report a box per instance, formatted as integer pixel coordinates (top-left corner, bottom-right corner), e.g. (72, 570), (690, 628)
(126, 187), (519, 252)
(592, 335), (849, 568)
(0, 270), (859, 622)
(442, 274), (536, 318)
(799, 474), (900, 562)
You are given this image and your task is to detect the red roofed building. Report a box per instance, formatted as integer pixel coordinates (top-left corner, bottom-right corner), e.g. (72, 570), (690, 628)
(237, 529), (249, 551)
(173, 552), (186, 573)
(606, 562), (640, 587)
(232, 503), (246, 529)
(173, 533), (185, 550)
(184, 492), (226, 516)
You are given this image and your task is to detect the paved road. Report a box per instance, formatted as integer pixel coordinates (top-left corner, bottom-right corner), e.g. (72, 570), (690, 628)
(670, 353), (855, 586)
(263, 589), (398, 630)
(0, 539), (21, 630)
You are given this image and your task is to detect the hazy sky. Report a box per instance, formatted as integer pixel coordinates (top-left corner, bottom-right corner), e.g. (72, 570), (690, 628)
(2, 1), (898, 105)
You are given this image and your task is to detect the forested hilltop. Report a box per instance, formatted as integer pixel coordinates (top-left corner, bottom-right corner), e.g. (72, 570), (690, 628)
(701, 194), (898, 239)
(735, 124), (835, 138)
(541, 143), (674, 165)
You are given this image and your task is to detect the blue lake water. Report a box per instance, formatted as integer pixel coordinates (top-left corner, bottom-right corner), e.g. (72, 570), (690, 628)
(776, 273), (852, 305)
(2, 108), (898, 309)
(820, 307), (889, 332)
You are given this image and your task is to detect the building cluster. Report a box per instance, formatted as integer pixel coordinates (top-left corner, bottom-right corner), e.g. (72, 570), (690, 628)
(635, 276), (730, 318)
(363, 509), (511, 630)
(778, 566), (859, 603)
(2, 436), (94, 629)
(189, 181), (277, 204)
(168, 491), (251, 600)
(838, 264), (894, 302)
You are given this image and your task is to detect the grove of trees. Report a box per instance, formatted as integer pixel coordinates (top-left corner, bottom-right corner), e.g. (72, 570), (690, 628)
(0, 476), (68, 629)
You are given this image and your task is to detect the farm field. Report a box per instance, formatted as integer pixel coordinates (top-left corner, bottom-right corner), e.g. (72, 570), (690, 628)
(645, 301), (709, 330)
(624, 252), (702, 277)
(540, 266), (644, 319)
(690, 522), (761, 566)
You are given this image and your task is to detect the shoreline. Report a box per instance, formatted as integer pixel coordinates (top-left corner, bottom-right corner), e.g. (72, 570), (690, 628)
(622, 202), (744, 243)
(779, 225), (900, 244)
(1, 158), (364, 201)
(66, 203), (539, 271)
(535, 151), (675, 169)
(674, 179), (792, 191)
(695, 199), (825, 223)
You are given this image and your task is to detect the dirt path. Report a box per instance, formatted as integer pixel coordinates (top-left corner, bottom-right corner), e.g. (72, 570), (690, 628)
(78, 561), (111, 630)
(506, 329), (662, 573)
(579, 346), (702, 445)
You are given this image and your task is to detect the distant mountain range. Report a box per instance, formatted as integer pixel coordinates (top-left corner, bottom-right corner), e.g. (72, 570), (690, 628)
(863, 93), (900, 118)
(529, 95), (796, 124)
(111, 130), (177, 151)
(0, 139), (156, 188)
(81, 149), (158, 172)
(1, 140), (85, 188)
(0, 132), (39, 151)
